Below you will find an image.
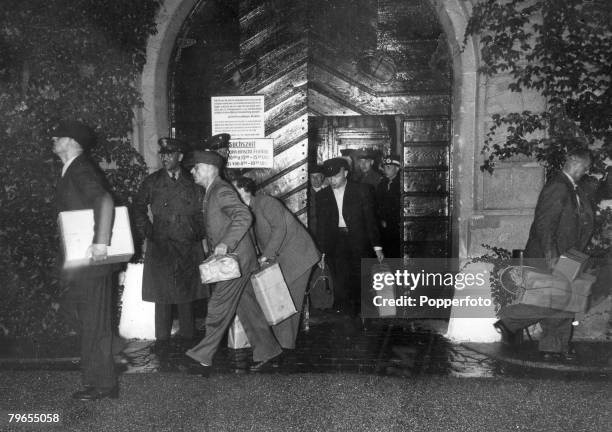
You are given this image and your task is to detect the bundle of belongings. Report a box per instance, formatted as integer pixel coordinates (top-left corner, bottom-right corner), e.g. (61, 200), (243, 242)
(199, 254), (241, 284)
(511, 248), (595, 313)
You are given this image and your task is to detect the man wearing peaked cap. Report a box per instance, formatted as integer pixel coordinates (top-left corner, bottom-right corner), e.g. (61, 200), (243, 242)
(158, 137), (189, 154)
(315, 157), (384, 317)
(206, 133), (231, 153)
(52, 119), (119, 400)
(186, 148), (282, 374)
(133, 137), (208, 349)
(376, 155), (402, 257)
(354, 148), (382, 188)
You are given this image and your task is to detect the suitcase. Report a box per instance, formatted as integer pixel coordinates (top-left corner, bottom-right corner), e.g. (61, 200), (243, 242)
(199, 254), (241, 284)
(250, 262), (297, 325)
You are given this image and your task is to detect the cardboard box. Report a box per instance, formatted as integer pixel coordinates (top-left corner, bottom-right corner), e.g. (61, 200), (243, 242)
(250, 263), (297, 325)
(553, 248), (589, 281)
(58, 206), (134, 268)
(518, 270), (594, 313)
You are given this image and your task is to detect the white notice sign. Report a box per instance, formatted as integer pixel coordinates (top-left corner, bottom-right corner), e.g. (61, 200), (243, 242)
(227, 139), (274, 168)
(211, 95), (265, 139)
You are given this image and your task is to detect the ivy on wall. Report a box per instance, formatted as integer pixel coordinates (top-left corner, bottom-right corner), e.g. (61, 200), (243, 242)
(465, 1), (612, 311)
(0, 0), (161, 338)
(465, 0), (612, 174)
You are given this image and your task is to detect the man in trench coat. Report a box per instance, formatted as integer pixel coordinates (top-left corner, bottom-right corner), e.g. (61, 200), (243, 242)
(133, 138), (208, 343)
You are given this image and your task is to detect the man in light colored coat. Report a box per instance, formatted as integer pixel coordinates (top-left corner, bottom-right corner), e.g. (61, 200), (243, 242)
(234, 176), (320, 349)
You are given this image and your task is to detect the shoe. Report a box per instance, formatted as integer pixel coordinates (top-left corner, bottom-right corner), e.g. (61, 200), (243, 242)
(250, 355), (281, 372)
(187, 364), (211, 377)
(493, 320), (520, 347)
(541, 351), (577, 363)
(71, 387), (118, 401)
(185, 352), (211, 377)
(271, 353), (284, 368)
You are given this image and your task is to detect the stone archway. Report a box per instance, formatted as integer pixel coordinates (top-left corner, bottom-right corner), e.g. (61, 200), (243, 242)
(136, 0), (481, 259)
(136, 0), (199, 171)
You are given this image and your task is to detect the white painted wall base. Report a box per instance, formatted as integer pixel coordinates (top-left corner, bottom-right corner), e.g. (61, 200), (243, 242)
(119, 263), (156, 340)
(446, 262), (500, 342)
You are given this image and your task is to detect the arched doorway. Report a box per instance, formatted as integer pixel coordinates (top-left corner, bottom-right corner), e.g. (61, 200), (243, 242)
(138, 0), (479, 259)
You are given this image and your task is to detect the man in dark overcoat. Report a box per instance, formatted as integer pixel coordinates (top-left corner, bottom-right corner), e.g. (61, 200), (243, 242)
(185, 150), (282, 373)
(133, 138), (208, 343)
(495, 148), (594, 362)
(376, 155), (402, 258)
(52, 120), (118, 400)
(316, 157), (384, 316)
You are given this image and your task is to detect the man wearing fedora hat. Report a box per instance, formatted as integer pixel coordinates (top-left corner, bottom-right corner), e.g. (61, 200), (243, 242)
(133, 138), (208, 349)
(184, 150), (282, 373)
(52, 120), (119, 400)
(376, 155), (402, 257)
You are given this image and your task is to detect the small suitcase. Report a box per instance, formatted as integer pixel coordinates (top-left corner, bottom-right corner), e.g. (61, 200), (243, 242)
(250, 262), (297, 325)
(199, 254), (241, 284)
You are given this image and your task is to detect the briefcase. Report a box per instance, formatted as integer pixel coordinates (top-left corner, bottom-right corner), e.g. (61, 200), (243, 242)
(199, 254), (241, 284)
(58, 206), (134, 268)
(227, 315), (250, 349)
(250, 262), (297, 325)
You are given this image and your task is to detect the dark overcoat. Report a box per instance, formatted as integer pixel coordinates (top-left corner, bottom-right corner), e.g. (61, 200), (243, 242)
(524, 171), (594, 260)
(56, 153), (116, 286)
(55, 152), (117, 389)
(376, 174), (401, 256)
(133, 168), (208, 303)
(315, 181), (382, 257)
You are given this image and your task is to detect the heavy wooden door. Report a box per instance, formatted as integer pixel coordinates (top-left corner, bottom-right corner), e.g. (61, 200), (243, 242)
(310, 115), (451, 259)
(402, 117), (452, 258)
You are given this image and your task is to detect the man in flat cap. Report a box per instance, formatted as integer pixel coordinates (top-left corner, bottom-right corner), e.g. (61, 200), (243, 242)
(354, 148), (383, 189)
(376, 155), (402, 257)
(52, 120), (118, 400)
(316, 157), (384, 317)
(185, 150), (282, 374)
(133, 138), (208, 350)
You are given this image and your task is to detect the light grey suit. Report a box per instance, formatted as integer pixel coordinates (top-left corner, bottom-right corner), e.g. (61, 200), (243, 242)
(186, 177), (281, 364)
(250, 194), (320, 348)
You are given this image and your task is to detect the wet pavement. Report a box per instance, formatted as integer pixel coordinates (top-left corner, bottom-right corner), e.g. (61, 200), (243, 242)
(1, 310), (611, 380)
